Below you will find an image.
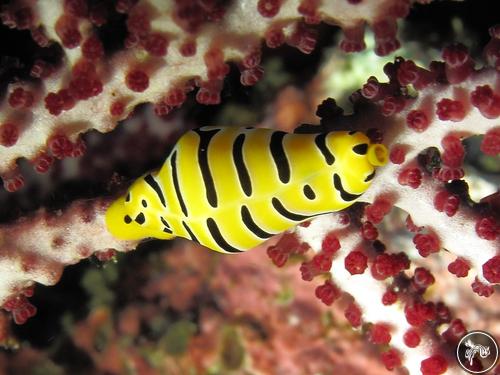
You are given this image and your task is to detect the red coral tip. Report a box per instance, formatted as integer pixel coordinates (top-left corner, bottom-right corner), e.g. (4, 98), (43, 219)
(413, 233), (440, 257)
(344, 302), (362, 327)
(369, 323), (392, 345)
(471, 277), (494, 297)
(412, 267), (435, 291)
(481, 128), (500, 155)
(406, 110), (429, 132)
(257, 0), (282, 17)
(8, 87), (34, 108)
(436, 98), (466, 121)
(82, 36), (104, 60)
(447, 258), (470, 277)
(321, 232), (341, 255)
(398, 167), (422, 189)
(403, 329), (421, 348)
(434, 190), (460, 216)
(32, 152), (54, 174)
(364, 197), (392, 224)
(361, 221), (378, 240)
(144, 33), (168, 57)
(315, 280), (341, 306)
(126, 70), (149, 92)
(475, 216), (498, 240)
(382, 290), (398, 305)
(110, 101), (125, 116)
(381, 349), (402, 371)
(482, 256), (500, 283)
(0, 122), (20, 147)
(344, 250), (368, 275)
(240, 66), (264, 86)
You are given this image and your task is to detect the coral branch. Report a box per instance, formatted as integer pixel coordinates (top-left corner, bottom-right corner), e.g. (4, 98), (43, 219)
(0, 0), (412, 190)
(0, 198), (137, 309)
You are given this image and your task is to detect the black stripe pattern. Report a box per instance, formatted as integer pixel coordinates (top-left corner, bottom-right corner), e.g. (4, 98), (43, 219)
(161, 217), (172, 234)
(364, 171), (376, 182)
(272, 197), (310, 221)
(194, 128), (219, 208)
(144, 174), (166, 207)
(241, 205), (273, 239)
(207, 218), (243, 253)
(303, 184), (316, 200)
(135, 212), (145, 224)
(315, 134), (335, 165)
(233, 133), (252, 197)
(270, 131), (291, 184)
(352, 143), (368, 155)
(171, 151), (188, 216)
(182, 221), (199, 243)
(333, 173), (361, 201)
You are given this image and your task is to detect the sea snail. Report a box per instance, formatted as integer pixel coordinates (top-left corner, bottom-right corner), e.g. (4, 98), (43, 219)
(105, 126), (388, 253)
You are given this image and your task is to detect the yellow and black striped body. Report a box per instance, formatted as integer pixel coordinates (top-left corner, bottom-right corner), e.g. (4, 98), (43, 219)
(105, 126), (388, 253)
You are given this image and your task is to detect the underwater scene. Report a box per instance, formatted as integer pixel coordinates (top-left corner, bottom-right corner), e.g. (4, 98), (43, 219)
(0, 0), (499, 374)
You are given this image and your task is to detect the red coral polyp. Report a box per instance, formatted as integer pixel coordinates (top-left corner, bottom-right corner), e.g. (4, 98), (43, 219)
(3, 174), (24, 192)
(240, 66), (265, 86)
(144, 33), (169, 57)
(475, 216), (498, 240)
(8, 87), (34, 108)
(69, 75), (103, 100)
(389, 145), (406, 164)
(344, 250), (368, 275)
(165, 88), (187, 107)
(404, 300), (436, 326)
(55, 15), (81, 48)
(0, 122), (20, 147)
(370, 253), (409, 280)
(344, 302), (362, 327)
(381, 349), (402, 371)
(314, 279), (341, 305)
(470, 85), (500, 119)
(420, 354), (448, 375)
(369, 323), (392, 345)
(447, 257), (470, 277)
(481, 128), (500, 155)
(288, 23), (318, 54)
(364, 197), (392, 224)
(436, 98), (466, 121)
(441, 135), (464, 167)
(2, 295), (37, 325)
(257, 0), (282, 18)
(442, 43), (474, 84)
(382, 290), (398, 305)
(81, 36), (104, 60)
(433, 190), (459, 217)
(442, 319), (466, 344)
(471, 277), (494, 297)
(32, 153), (54, 174)
(412, 267), (435, 292)
(413, 233), (440, 257)
(126, 70), (150, 92)
(64, 0), (88, 18)
(403, 329), (421, 348)
(398, 168), (422, 189)
(482, 256), (500, 283)
(406, 110), (430, 132)
(48, 134), (75, 159)
(265, 26), (285, 48)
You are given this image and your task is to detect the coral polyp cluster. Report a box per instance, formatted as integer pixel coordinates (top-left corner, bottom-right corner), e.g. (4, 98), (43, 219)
(0, 1), (498, 374)
(266, 30), (499, 373)
(0, 0), (413, 192)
